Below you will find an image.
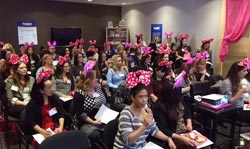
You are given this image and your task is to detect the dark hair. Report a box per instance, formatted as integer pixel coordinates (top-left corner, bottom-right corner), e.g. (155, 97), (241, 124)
(170, 43), (177, 50)
(226, 62), (245, 95)
(54, 61), (75, 90)
(40, 45), (46, 52)
(246, 70), (250, 82)
(30, 77), (52, 105)
(130, 83), (148, 98)
(74, 52), (84, 66)
(98, 51), (107, 66)
(19, 44), (24, 47)
(136, 36), (143, 44)
(178, 39), (191, 52)
(158, 83), (183, 121)
(201, 42), (210, 51)
(139, 54), (151, 68)
(12, 62), (30, 88)
(152, 64), (167, 80)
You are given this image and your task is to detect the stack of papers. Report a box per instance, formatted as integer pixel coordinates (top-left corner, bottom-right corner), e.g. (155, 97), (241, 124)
(94, 104), (119, 124)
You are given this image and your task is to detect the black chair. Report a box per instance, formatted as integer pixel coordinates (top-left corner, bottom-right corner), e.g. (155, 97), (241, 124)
(40, 130), (89, 149)
(103, 119), (119, 149)
(64, 101), (79, 130)
(190, 80), (211, 99)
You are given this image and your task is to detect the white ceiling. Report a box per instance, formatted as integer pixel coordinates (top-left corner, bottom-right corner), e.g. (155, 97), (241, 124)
(53, 0), (159, 6)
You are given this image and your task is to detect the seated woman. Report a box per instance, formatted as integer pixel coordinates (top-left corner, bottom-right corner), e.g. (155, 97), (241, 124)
(26, 69), (64, 146)
(52, 54), (74, 98)
(114, 70), (176, 149)
(136, 47), (154, 71)
(153, 83), (196, 148)
(107, 54), (128, 89)
(220, 61), (250, 122)
(71, 52), (86, 81)
(73, 66), (107, 148)
(36, 53), (55, 79)
(193, 52), (212, 82)
(25, 43), (39, 76)
(6, 54), (35, 118)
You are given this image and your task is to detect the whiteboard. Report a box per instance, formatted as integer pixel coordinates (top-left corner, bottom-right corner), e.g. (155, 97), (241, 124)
(17, 21), (38, 45)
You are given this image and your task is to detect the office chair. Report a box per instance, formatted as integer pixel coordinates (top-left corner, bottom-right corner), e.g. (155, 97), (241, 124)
(103, 119), (119, 149)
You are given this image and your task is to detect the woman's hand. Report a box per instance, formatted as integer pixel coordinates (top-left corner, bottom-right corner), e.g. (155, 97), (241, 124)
(143, 108), (153, 127)
(181, 136), (196, 147)
(168, 138), (177, 149)
(186, 119), (193, 132)
(41, 129), (52, 138)
(93, 119), (102, 126)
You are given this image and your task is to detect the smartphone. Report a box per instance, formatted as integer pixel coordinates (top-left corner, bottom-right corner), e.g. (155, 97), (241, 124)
(0, 50), (6, 60)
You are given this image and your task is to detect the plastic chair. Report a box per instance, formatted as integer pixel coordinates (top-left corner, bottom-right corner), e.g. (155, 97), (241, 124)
(103, 119), (119, 149)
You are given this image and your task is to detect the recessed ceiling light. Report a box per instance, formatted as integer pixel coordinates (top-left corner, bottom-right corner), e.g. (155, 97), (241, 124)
(121, 3), (127, 5)
(88, 0), (92, 2)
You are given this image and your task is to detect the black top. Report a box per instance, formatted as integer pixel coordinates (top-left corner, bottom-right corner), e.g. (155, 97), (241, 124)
(153, 99), (192, 137)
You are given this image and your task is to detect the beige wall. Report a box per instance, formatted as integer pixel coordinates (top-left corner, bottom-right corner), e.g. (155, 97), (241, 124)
(122, 0), (223, 72)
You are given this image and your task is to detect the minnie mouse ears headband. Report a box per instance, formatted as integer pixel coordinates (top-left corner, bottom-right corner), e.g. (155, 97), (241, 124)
(48, 41), (57, 48)
(89, 40), (97, 45)
(104, 42), (111, 47)
(8, 54), (29, 65)
(37, 69), (53, 84)
(238, 58), (250, 70)
(84, 60), (96, 76)
(76, 38), (84, 44)
(164, 32), (173, 38)
(24, 42), (34, 48)
(125, 42), (133, 49)
(159, 44), (171, 55)
(0, 41), (4, 46)
(174, 70), (186, 88)
(158, 60), (173, 68)
(142, 47), (154, 57)
(69, 41), (78, 47)
(195, 51), (208, 60)
(202, 38), (214, 44)
(58, 54), (70, 65)
(135, 33), (143, 38)
(178, 34), (189, 40)
(87, 47), (98, 53)
(126, 70), (152, 89)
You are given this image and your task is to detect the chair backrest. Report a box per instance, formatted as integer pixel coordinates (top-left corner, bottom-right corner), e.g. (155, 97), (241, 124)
(190, 80), (211, 99)
(40, 130), (89, 149)
(103, 119), (119, 149)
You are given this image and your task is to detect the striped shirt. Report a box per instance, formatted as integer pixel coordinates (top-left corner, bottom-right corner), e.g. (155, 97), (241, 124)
(113, 106), (159, 149)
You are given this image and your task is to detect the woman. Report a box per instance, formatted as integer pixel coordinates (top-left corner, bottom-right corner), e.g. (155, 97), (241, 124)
(26, 69), (64, 146)
(73, 69), (107, 148)
(107, 54), (128, 89)
(135, 33), (147, 47)
(176, 34), (192, 69)
(193, 52), (212, 82)
(71, 52), (85, 80)
(153, 83), (196, 148)
(5, 54), (35, 118)
(103, 42), (113, 59)
(52, 55), (74, 98)
(26, 43), (39, 75)
(98, 51), (108, 81)
(114, 71), (176, 149)
(220, 61), (250, 122)
(197, 38), (213, 62)
(165, 31), (174, 47)
(136, 47), (153, 71)
(35, 54), (55, 79)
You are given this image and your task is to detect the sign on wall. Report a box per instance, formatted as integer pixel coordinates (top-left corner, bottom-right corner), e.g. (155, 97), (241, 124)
(17, 21), (38, 45)
(151, 24), (162, 42)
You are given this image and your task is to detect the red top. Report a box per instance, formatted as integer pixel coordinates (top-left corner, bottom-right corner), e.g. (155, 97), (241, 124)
(41, 104), (54, 129)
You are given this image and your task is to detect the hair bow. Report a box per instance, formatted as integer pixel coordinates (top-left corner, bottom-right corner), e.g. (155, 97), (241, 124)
(24, 42), (34, 48)
(126, 70), (152, 89)
(174, 70), (186, 88)
(195, 51), (208, 60)
(37, 69), (53, 84)
(8, 54), (29, 65)
(0, 41), (4, 46)
(159, 46), (171, 55)
(69, 41), (78, 47)
(202, 38), (214, 44)
(142, 47), (154, 57)
(183, 52), (192, 61)
(48, 41), (57, 48)
(84, 60), (96, 76)
(87, 47), (98, 53)
(164, 32), (173, 37)
(185, 58), (196, 65)
(104, 42), (111, 47)
(158, 60), (173, 68)
(135, 33), (143, 38)
(76, 38), (84, 44)
(238, 58), (250, 70)
(58, 54), (69, 65)
(89, 40), (96, 45)
(125, 42), (133, 48)
(178, 34), (189, 40)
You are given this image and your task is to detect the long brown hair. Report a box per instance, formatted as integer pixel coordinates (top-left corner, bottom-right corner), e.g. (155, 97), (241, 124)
(76, 70), (96, 92)
(12, 62), (30, 89)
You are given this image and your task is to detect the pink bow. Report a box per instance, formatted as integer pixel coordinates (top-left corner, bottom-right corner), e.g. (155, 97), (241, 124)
(58, 54), (70, 65)
(126, 70), (152, 89)
(37, 69), (53, 84)
(185, 58), (196, 65)
(183, 52), (192, 60)
(178, 34), (189, 40)
(76, 38), (84, 44)
(104, 42), (111, 47)
(159, 46), (171, 55)
(164, 32), (173, 37)
(48, 41), (57, 47)
(202, 38), (214, 44)
(8, 54), (29, 65)
(69, 41), (78, 47)
(174, 70), (186, 88)
(87, 47), (98, 53)
(238, 58), (250, 70)
(84, 60), (96, 76)
(195, 51), (208, 60)
(135, 33), (143, 38)
(0, 41), (4, 46)
(24, 42), (34, 48)
(125, 42), (133, 48)
(158, 61), (173, 68)
(142, 47), (154, 57)
(89, 40), (96, 45)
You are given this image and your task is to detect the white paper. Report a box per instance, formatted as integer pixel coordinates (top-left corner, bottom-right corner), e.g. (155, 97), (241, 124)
(60, 96), (73, 102)
(143, 141), (163, 149)
(94, 104), (119, 124)
(185, 130), (213, 149)
(53, 60), (58, 66)
(243, 104), (250, 111)
(32, 128), (55, 144)
(240, 132), (250, 141)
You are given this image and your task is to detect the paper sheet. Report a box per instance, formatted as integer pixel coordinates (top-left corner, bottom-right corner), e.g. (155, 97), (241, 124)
(94, 104), (119, 124)
(60, 96), (73, 102)
(243, 104), (250, 111)
(32, 128), (55, 144)
(143, 141), (164, 149)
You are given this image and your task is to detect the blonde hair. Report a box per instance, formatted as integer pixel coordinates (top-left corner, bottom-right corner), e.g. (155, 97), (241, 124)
(42, 54), (52, 66)
(3, 43), (16, 54)
(193, 58), (206, 73)
(76, 70), (96, 91)
(109, 54), (127, 73)
(117, 44), (124, 55)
